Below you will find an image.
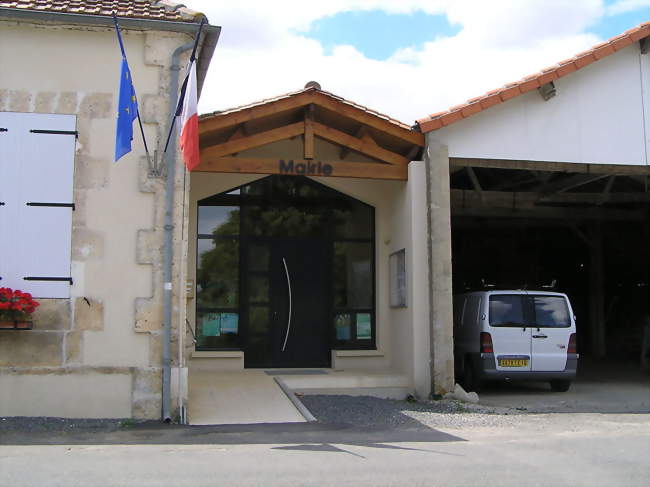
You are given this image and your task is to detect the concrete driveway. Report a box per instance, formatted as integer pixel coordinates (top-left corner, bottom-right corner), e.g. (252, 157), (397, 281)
(477, 358), (650, 413)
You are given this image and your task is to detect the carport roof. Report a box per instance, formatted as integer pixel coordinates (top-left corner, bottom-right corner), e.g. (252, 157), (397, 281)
(417, 21), (650, 133)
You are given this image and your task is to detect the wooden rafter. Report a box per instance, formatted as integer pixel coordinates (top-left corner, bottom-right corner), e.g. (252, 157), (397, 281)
(311, 92), (424, 147)
(228, 125), (247, 141)
(199, 92), (313, 136)
(406, 145), (420, 161)
(312, 122), (409, 166)
(340, 126), (365, 160)
(200, 122), (305, 159)
(198, 88), (425, 180)
(466, 167), (484, 202)
(304, 105), (314, 159)
(451, 188), (650, 206)
(450, 157), (650, 176)
(536, 173), (611, 195)
(194, 156), (407, 180)
(199, 91), (425, 148)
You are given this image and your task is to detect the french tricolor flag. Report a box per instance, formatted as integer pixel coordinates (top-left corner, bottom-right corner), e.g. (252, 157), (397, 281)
(179, 59), (200, 171)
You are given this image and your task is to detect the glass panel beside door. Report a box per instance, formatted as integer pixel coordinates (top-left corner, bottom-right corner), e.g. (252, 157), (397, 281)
(194, 176), (376, 366)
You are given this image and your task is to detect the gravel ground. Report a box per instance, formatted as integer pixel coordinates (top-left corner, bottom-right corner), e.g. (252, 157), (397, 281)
(300, 395), (526, 430)
(0, 396), (527, 434)
(0, 417), (153, 435)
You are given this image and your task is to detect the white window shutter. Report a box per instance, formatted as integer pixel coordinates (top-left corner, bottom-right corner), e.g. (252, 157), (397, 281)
(0, 112), (76, 298)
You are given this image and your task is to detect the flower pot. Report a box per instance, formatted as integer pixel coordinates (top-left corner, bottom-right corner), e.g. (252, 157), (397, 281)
(0, 320), (33, 330)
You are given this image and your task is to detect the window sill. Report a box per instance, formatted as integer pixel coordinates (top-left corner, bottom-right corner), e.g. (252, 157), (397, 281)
(191, 351), (243, 359)
(334, 349), (384, 357)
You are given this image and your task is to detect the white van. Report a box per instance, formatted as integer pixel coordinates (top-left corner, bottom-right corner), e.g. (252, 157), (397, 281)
(453, 290), (578, 392)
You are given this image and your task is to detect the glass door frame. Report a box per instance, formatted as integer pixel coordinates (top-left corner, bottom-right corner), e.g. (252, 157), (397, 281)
(195, 175), (377, 354)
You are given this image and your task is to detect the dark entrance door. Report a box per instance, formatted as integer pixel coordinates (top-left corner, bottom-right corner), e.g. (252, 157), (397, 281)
(244, 238), (330, 368)
(196, 175), (376, 364)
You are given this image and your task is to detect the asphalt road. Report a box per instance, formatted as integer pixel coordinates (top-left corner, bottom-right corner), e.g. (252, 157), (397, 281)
(1, 412), (649, 487)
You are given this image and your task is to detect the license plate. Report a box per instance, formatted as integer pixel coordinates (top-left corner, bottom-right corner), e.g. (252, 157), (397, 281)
(499, 358), (528, 367)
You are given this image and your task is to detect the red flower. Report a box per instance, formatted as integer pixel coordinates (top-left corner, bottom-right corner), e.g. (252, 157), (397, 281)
(0, 287), (40, 322)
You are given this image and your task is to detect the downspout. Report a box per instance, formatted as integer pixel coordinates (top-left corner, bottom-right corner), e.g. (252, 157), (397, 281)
(162, 40), (193, 423)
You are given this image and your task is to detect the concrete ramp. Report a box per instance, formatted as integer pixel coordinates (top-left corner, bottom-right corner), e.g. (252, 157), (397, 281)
(188, 370), (307, 425)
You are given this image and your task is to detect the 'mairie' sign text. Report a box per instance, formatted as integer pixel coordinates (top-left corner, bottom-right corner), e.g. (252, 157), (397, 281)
(279, 159), (333, 176)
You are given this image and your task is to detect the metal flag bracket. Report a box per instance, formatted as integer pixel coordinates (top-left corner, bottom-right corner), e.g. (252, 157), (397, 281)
(147, 149), (164, 178)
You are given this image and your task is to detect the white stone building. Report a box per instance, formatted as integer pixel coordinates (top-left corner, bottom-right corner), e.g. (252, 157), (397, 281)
(0, 0), (220, 420)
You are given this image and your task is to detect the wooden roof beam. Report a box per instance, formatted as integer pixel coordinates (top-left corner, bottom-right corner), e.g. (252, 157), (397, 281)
(199, 91), (425, 148)
(304, 105), (315, 160)
(450, 158), (650, 175)
(340, 126), (366, 160)
(313, 122), (409, 166)
(200, 122), (305, 159)
(536, 173), (611, 196)
(311, 92), (424, 147)
(199, 92), (313, 136)
(194, 156), (407, 180)
(228, 125), (247, 141)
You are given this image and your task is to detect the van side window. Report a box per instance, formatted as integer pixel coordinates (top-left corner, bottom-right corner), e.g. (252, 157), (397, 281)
(531, 296), (571, 328)
(489, 295), (525, 327)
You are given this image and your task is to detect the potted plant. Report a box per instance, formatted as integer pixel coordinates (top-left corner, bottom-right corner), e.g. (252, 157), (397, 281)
(0, 287), (40, 330)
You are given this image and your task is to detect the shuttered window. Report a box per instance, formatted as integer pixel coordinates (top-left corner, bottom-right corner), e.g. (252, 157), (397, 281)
(0, 112), (76, 298)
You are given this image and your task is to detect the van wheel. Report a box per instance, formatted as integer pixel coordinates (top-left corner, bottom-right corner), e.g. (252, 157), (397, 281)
(462, 360), (483, 393)
(549, 380), (571, 392)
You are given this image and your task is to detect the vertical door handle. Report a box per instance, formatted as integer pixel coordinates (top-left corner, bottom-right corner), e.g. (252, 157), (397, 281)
(281, 257), (292, 352)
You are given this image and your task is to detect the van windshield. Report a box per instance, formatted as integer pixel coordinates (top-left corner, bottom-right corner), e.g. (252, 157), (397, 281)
(489, 295), (525, 327)
(531, 296), (571, 328)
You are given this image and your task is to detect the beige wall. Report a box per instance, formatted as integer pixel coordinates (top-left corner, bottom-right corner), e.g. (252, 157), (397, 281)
(0, 18), (193, 419)
(186, 139), (430, 396)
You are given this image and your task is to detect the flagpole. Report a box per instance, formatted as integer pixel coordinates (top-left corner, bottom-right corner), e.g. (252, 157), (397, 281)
(162, 17), (206, 154)
(113, 13), (154, 171)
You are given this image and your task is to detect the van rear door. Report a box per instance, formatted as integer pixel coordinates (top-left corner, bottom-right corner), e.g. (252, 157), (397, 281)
(529, 295), (572, 371)
(488, 294), (532, 371)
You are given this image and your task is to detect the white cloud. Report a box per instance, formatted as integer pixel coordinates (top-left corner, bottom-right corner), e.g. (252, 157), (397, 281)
(606, 0), (650, 15)
(190, 0), (610, 124)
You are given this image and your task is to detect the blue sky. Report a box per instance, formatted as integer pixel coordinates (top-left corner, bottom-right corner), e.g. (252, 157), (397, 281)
(305, 11), (461, 61)
(593, 0), (650, 37)
(194, 0), (650, 123)
(305, 1), (649, 61)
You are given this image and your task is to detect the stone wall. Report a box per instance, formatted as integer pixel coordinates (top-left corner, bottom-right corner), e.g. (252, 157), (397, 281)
(0, 18), (192, 419)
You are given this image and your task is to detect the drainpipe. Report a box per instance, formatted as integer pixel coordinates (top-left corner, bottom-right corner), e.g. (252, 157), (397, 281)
(162, 40), (193, 423)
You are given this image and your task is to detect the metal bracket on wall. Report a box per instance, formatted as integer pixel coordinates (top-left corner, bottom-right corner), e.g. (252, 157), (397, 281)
(23, 277), (73, 285)
(26, 202), (75, 211)
(147, 150), (166, 178)
(29, 129), (78, 138)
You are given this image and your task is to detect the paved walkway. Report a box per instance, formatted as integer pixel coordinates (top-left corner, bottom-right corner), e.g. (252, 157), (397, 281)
(188, 370), (306, 425)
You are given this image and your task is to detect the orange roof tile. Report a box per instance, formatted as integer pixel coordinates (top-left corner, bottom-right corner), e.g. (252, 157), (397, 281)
(417, 21), (650, 133)
(0, 0), (204, 22)
(200, 85), (415, 132)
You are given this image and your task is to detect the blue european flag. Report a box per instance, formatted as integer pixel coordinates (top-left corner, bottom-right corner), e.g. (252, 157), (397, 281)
(115, 57), (138, 161)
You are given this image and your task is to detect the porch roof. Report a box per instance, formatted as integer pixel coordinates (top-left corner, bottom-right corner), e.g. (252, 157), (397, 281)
(197, 83), (425, 181)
